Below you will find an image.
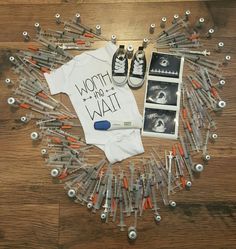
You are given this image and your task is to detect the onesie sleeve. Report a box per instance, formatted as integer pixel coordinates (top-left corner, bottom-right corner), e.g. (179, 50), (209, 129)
(44, 59), (75, 95)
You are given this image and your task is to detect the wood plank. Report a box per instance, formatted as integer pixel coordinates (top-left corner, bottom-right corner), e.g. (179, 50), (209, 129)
(0, 204), (59, 249)
(0, 1), (236, 249)
(0, 0), (221, 4)
(0, 0), (62, 4)
(207, 1), (236, 37)
(0, 2), (213, 42)
(0, 1), (235, 45)
(58, 201), (236, 249)
(78, 0), (219, 2)
(0, 153), (234, 206)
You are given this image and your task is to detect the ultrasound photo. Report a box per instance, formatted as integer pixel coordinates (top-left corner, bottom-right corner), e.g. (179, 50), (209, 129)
(143, 108), (176, 134)
(146, 80), (178, 106)
(149, 52), (181, 78)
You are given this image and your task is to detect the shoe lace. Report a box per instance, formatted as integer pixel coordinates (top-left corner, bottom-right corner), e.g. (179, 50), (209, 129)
(132, 59), (144, 75)
(114, 57), (126, 73)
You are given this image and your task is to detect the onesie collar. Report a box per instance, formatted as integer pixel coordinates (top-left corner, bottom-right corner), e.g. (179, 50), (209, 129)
(84, 42), (117, 63)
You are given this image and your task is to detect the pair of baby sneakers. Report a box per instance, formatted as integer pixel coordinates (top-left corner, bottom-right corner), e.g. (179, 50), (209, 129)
(111, 45), (146, 88)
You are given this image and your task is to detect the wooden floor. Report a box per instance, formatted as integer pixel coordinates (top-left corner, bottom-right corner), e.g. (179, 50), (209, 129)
(0, 1), (236, 249)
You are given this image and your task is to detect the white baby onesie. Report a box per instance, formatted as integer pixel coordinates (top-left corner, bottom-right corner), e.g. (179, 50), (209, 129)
(44, 42), (144, 164)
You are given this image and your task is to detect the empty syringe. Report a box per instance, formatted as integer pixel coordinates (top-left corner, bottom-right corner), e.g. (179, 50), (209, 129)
(117, 172), (126, 231)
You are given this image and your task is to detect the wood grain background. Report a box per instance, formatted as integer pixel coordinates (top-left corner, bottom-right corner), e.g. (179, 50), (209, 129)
(0, 1), (235, 249)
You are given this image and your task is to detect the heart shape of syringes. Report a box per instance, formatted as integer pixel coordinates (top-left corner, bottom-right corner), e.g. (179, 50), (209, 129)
(5, 10), (230, 241)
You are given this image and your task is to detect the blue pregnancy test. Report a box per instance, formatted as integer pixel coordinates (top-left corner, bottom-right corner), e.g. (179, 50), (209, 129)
(94, 120), (142, 131)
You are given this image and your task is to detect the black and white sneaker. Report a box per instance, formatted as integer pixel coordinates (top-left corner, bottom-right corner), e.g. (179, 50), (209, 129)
(111, 45), (128, 86)
(128, 47), (146, 88)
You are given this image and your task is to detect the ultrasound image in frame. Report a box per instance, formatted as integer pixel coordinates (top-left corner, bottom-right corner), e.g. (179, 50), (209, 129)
(149, 52), (181, 78)
(143, 108), (176, 134)
(146, 80), (178, 106)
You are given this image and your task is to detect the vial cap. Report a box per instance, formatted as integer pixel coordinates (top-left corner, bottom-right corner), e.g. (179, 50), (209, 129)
(212, 133), (218, 139)
(41, 148), (47, 155)
(127, 45), (134, 51)
(51, 169), (59, 177)
(219, 79), (225, 86)
(186, 181), (192, 187)
(155, 215), (161, 222)
(128, 230), (137, 240)
(5, 78), (11, 84)
(219, 42), (224, 47)
(195, 164), (204, 172)
(199, 17), (205, 23)
(20, 116), (27, 122)
(68, 189), (76, 198)
(7, 97), (15, 105)
(30, 132), (39, 140)
(170, 201), (176, 207)
(87, 202), (93, 209)
(218, 100), (226, 108)
(9, 56), (15, 62)
(161, 17), (167, 22)
(185, 10), (191, 15)
(209, 28), (214, 34)
(101, 212), (106, 220)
